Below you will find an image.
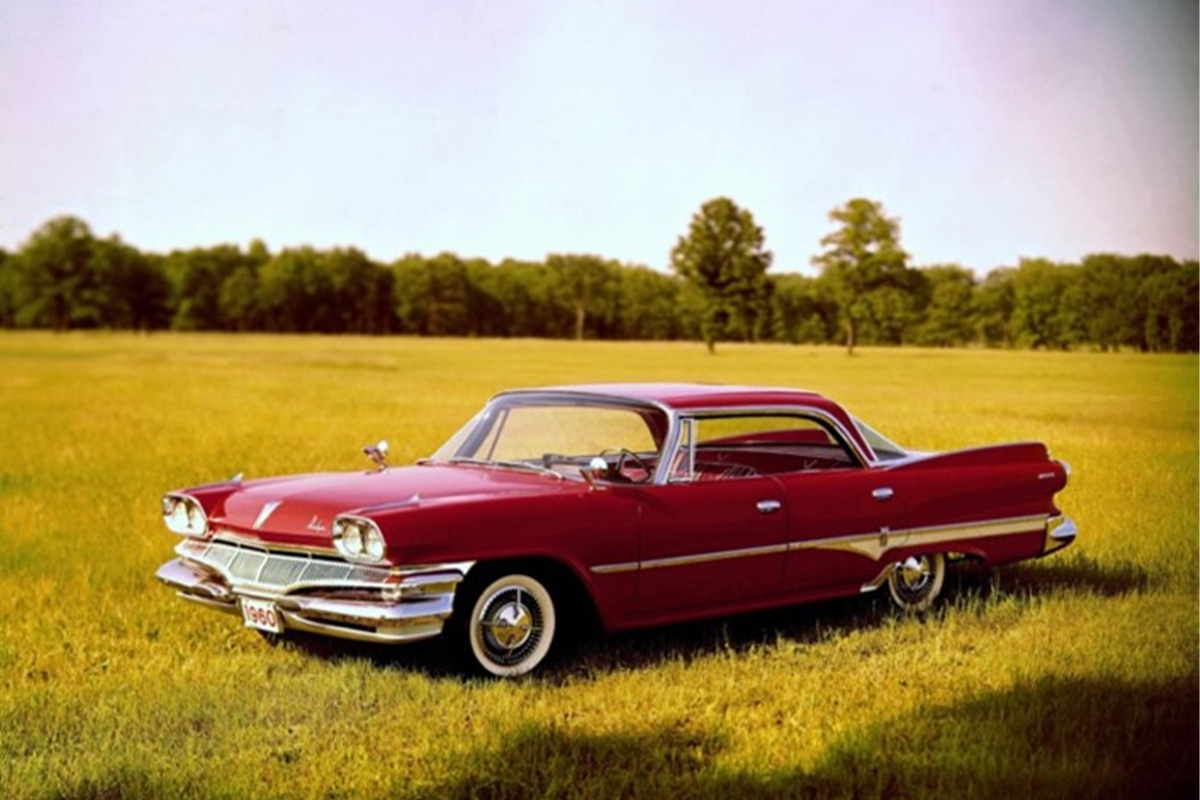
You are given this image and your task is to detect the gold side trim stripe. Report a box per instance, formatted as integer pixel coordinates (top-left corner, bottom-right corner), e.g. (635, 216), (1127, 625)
(795, 514), (1048, 561)
(589, 514), (1049, 575)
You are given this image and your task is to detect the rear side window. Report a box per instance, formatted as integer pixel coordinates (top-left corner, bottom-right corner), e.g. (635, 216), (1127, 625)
(695, 415), (838, 448)
(669, 414), (859, 481)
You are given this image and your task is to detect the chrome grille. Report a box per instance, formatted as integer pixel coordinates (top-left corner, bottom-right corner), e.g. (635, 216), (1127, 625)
(179, 539), (391, 591)
(230, 551), (267, 581)
(259, 557), (307, 586)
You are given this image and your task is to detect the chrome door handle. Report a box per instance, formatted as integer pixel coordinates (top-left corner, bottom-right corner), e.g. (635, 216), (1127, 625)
(872, 487), (894, 501)
(756, 499), (782, 514)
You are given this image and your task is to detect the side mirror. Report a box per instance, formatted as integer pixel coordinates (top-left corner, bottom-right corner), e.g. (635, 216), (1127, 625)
(580, 456), (609, 490)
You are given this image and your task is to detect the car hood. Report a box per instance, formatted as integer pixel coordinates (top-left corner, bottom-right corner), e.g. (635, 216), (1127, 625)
(212, 463), (572, 547)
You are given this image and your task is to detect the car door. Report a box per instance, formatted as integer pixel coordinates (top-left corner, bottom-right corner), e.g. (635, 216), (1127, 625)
(779, 466), (910, 594)
(632, 474), (789, 619)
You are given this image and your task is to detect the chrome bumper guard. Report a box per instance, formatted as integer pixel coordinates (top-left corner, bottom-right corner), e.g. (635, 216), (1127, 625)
(155, 538), (471, 645)
(1042, 516), (1077, 556)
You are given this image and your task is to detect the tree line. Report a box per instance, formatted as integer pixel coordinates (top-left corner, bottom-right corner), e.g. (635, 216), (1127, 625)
(0, 205), (1195, 353)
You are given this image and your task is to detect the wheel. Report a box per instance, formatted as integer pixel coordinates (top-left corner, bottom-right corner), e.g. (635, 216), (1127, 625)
(887, 553), (946, 612)
(464, 573), (557, 677)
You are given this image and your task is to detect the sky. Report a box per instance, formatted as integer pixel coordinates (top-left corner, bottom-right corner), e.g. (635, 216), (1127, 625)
(1, 0), (1196, 275)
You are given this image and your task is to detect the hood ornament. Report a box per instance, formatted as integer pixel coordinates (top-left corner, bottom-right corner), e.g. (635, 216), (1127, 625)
(363, 440), (389, 471)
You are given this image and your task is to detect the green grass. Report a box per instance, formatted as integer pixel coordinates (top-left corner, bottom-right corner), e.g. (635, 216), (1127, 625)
(0, 332), (1195, 799)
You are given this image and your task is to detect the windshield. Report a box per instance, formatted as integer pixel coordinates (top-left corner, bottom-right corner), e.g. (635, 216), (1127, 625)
(851, 416), (909, 461)
(429, 394), (669, 482)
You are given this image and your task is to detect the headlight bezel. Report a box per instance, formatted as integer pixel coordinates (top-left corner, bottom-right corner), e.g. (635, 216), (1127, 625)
(162, 493), (210, 538)
(332, 515), (389, 565)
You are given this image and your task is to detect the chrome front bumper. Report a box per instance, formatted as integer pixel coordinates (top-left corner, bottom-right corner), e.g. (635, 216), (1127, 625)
(155, 538), (471, 645)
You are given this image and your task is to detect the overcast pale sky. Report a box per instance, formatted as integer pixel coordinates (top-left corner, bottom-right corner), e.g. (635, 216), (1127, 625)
(1, 0), (1195, 274)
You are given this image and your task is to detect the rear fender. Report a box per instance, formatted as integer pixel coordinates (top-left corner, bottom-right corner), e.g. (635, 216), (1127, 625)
(883, 442), (1068, 542)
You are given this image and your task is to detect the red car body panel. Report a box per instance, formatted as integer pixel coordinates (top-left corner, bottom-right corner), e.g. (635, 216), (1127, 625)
(156, 383), (1076, 655)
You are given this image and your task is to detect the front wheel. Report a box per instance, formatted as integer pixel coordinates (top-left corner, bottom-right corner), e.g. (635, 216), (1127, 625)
(463, 573), (557, 677)
(887, 552), (946, 612)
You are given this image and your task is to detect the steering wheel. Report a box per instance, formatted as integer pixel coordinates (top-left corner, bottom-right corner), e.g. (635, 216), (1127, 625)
(600, 448), (653, 484)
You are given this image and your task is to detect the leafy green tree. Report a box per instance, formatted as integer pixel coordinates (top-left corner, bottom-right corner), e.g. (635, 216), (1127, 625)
(812, 198), (910, 354)
(1011, 258), (1085, 350)
(461, 260), (508, 337)
(11, 215), (99, 331)
(547, 254), (618, 341)
(1142, 260), (1199, 352)
(858, 283), (920, 345)
(769, 274), (837, 344)
(614, 266), (688, 340)
(218, 265), (262, 332)
(90, 236), (172, 330)
(166, 245), (258, 330)
(671, 197), (773, 353)
(393, 253), (486, 336)
(973, 267), (1016, 347)
(911, 265), (976, 347)
(325, 248), (394, 334)
(258, 248), (340, 332)
(489, 259), (556, 337)
(1079, 254), (1139, 350)
(0, 249), (15, 328)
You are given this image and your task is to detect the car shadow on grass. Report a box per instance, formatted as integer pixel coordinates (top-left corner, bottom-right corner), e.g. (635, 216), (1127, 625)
(270, 551), (1151, 682)
(397, 673), (1197, 800)
(546, 552), (1152, 681)
(949, 550), (1151, 601)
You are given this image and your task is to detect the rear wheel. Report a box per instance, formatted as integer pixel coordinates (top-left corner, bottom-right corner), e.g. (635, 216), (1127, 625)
(887, 553), (946, 612)
(463, 573), (557, 677)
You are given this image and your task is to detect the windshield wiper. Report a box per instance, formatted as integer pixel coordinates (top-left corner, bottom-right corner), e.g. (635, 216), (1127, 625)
(493, 459), (564, 479)
(446, 457), (563, 479)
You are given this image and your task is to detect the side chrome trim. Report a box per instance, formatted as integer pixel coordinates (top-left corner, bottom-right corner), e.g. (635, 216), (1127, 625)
(793, 514), (1048, 562)
(591, 542), (791, 575)
(860, 564), (894, 593)
(588, 513), (1053, 575)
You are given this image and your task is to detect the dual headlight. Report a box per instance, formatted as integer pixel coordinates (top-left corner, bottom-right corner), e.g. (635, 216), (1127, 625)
(333, 515), (387, 564)
(162, 494), (208, 537)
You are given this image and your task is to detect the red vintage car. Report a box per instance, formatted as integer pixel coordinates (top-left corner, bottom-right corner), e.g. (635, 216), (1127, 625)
(156, 383), (1076, 676)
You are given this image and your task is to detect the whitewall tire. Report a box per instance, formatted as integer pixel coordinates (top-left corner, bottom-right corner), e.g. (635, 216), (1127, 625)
(887, 553), (946, 612)
(466, 573), (557, 677)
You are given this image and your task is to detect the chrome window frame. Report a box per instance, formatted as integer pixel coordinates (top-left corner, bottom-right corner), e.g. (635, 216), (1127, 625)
(445, 390), (677, 480)
(656, 405), (875, 484)
(433, 392), (879, 487)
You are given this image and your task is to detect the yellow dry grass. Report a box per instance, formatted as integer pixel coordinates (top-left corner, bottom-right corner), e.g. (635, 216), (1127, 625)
(0, 332), (1195, 799)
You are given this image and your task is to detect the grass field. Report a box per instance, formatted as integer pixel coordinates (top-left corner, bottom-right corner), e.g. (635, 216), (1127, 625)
(0, 332), (1195, 800)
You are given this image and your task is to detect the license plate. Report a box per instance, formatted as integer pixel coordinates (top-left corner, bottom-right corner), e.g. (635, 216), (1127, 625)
(241, 597), (283, 634)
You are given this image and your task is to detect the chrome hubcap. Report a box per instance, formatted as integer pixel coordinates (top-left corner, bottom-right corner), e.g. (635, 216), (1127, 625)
(478, 586), (543, 665)
(897, 556), (931, 591)
(485, 601), (534, 650)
